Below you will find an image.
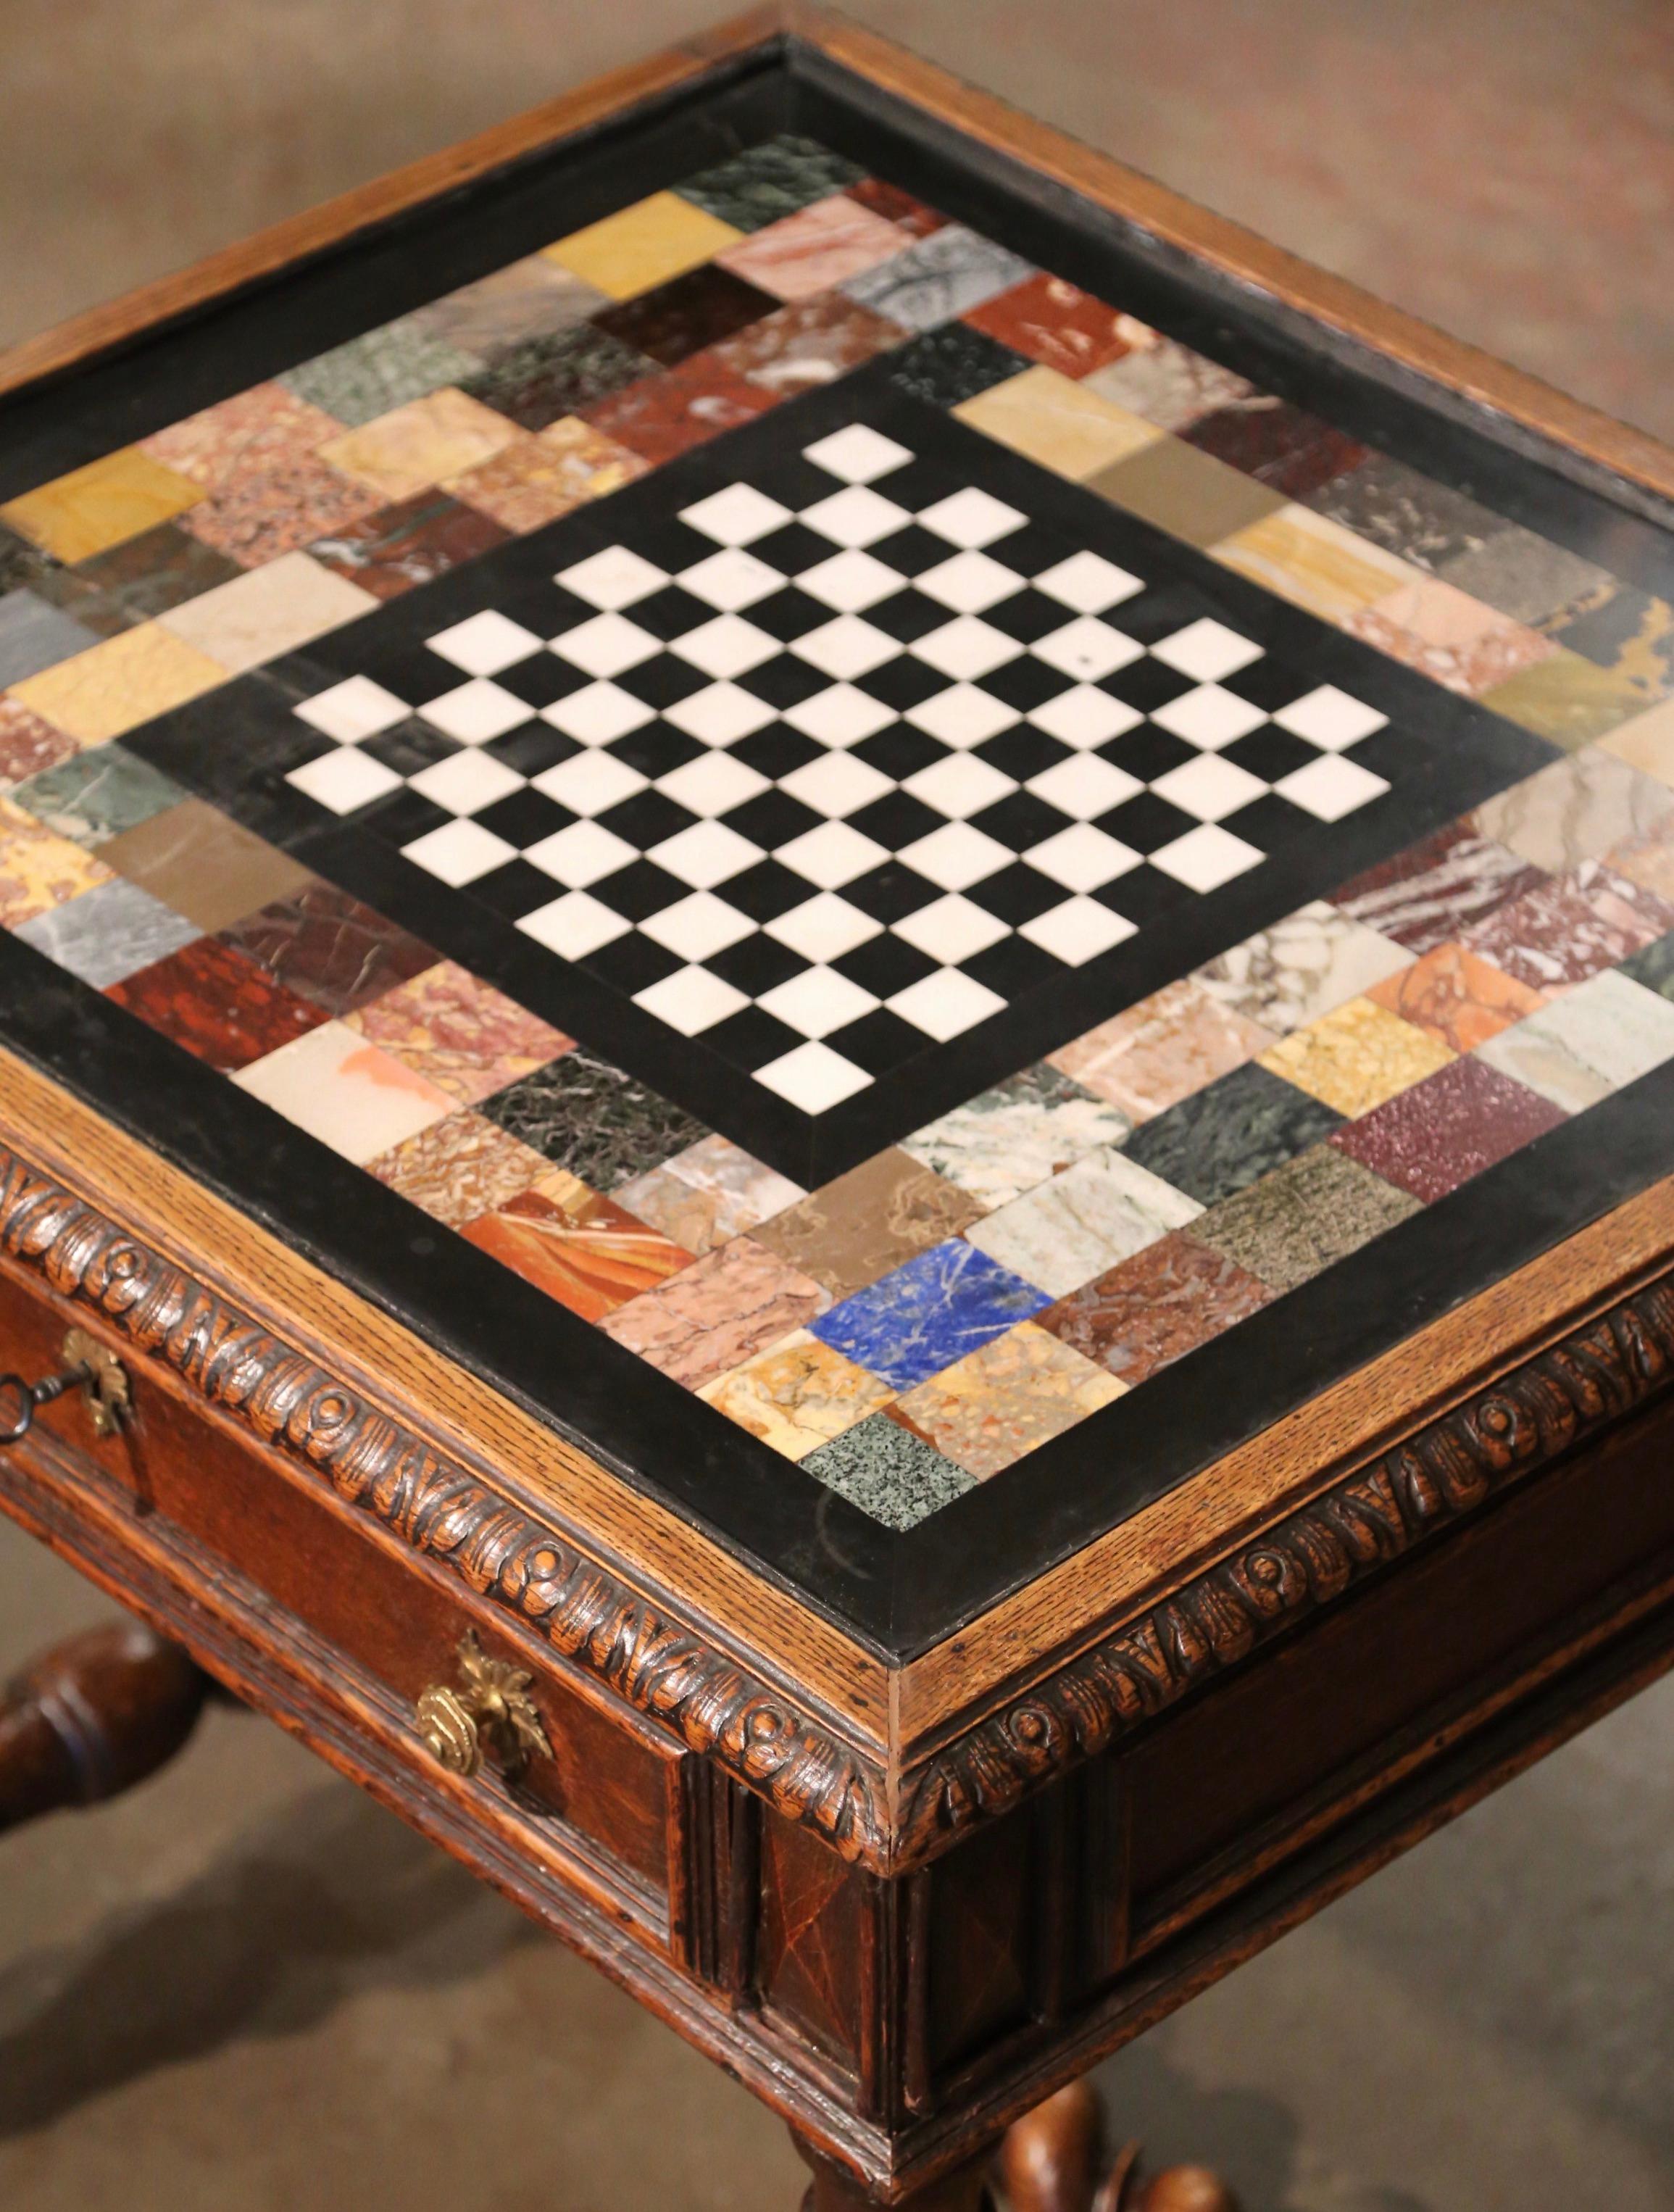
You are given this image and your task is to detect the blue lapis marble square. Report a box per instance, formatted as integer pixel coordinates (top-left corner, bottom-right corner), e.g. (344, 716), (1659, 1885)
(811, 1237), (1050, 1389)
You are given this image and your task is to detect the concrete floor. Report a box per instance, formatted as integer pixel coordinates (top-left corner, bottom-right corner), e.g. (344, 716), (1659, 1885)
(4, 3), (1674, 2206)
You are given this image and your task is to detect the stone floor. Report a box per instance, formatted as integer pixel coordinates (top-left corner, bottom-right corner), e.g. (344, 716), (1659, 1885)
(4, 3), (1674, 2206)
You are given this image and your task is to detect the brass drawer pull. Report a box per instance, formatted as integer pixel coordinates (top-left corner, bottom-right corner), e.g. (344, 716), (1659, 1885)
(0, 1330), (130, 1445)
(416, 1631), (551, 1781)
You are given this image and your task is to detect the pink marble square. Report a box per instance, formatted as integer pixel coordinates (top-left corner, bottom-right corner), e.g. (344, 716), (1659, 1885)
(716, 194), (911, 302)
(1460, 860), (1674, 990)
(345, 960), (572, 1103)
(1048, 977), (1278, 1121)
(141, 382), (346, 491)
(598, 1235), (830, 1392)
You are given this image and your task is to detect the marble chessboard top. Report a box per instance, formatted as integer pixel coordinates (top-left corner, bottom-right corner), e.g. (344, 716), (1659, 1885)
(3, 127), (1673, 1614)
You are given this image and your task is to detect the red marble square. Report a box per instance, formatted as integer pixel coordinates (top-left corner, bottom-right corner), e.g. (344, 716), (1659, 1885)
(844, 179), (947, 236)
(592, 265), (780, 366)
(218, 881), (439, 1015)
(710, 294), (907, 397)
(307, 492), (509, 602)
(963, 273), (1136, 381)
(1036, 1230), (1273, 1386)
(1183, 402), (1368, 500)
(107, 935), (327, 1070)
(1330, 1053), (1566, 1203)
(1331, 818), (1549, 954)
(1459, 860), (1674, 991)
(0, 697), (76, 789)
(581, 354), (778, 465)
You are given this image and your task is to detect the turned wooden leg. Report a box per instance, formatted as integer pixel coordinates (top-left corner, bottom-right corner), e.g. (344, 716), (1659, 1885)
(0, 1621), (212, 1834)
(996, 2081), (1238, 2212)
(794, 2136), (994, 2211)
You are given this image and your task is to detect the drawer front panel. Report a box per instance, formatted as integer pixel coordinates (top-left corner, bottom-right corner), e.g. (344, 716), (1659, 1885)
(0, 1250), (682, 1928)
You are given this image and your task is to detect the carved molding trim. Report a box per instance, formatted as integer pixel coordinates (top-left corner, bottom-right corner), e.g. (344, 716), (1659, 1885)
(899, 1276), (1674, 1862)
(0, 1148), (888, 1865)
(4, 1139), (1673, 1875)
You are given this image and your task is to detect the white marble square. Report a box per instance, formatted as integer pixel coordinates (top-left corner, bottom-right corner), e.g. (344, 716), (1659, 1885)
(1033, 617), (1144, 683)
(894, 893), (1010, 965)
(654, 751), (771, 818)
(532, 749), (649, 815)
(793, 615), (900, 681)
(1150, 753), (1267, 823)
(663, 681), (778, 745)
(903, 753), (1017, 820)
(916, 551), (1023, 614)
(427, 609), (544, 675)
(802, 485), (912, 547)
(680, 483), (792, 545)
(286, 746), (402, 815)
(776, 819), (891, 889)
(401, 817), (518, 886)
(1033, 551), (1144, 612)
(420, 678), (534, 744)
(296, 674), (409, 743)
(1025, 822), (1141, 893)
(523, 818), (638, 887)
(672, 614), (779, 680)
(558, 546), (667, 610)
(407, 749), (526, 816)
(784, 683), (899, 747)
(1020, 896), (1136, 965)
(649, 818), (765, 889)
(754, 1040), (873, 1112)
(1027, 686), (1143, 749)
(678, 547), (783, 611)
(540, 681), (654, 744)
(1149, 618), (1263, 682)
(634, 965), (749, 1036)
(1150, 822), (1263, 891)
(1276, 752), (1389, 821)
(1272, 685), (1388, 751)
(1025, 754), (1141, 820)
(899, 819), (1012, 891)
(912, 617), (1023, 682)
(765, 893), (882, 963)
(516, 889), (630, 959)
(781, 751), (894, 818)
(1150, 683), (1269, 749)
(551, 612), (661, 678)
(887, 966), (1006, 1040)
(638, 890), (757, 960)
(798, 549), (904, 612)
(917, 487), (1025, 548)
(757, 965), (880, 1039)
(905, 685), (1020, 748)
(804, 425), (914, 482)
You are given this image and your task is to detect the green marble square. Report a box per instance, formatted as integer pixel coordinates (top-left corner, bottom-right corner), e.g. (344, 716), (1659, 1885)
(9, 744), (188, 849)
(801, 1412), (975, 1531)
(281, 316), (487, 428)
(675, 134), (866, 233)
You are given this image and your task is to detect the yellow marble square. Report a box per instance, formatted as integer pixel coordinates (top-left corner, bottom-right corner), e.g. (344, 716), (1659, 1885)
(1599, 695), (1674, 786)
(1258, 995), (1454, 1118)
(699, 1328), (894, 1461)
(1213, 504), (1415, 624)
(10, 623), (229, 744)
(954, 365), (1164, 481)
(892, 1322), (1125, 1481)
(0, 447), (205, 564)
(318, 388), (522, 504)
(541, 191), (744, 301)
(0, 797), (115, 927)
(1480, 648), (1653, 752)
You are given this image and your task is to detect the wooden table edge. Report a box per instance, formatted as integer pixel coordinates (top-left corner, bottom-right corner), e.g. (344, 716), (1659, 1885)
(3, 2), (1674, 1889)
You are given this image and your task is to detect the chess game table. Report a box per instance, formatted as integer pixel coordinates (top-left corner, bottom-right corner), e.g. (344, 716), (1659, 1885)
(5, 10), (1674, 2206)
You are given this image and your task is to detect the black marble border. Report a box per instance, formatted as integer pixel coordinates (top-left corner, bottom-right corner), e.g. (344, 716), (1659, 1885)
(122, 367), (1557, 1188)
(7, 925), (1674, 1655)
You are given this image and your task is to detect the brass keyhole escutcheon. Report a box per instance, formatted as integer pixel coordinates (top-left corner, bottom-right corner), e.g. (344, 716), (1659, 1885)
(63, 1330), (132, 1438)
(416, 1631), (552, 1781)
